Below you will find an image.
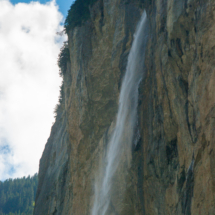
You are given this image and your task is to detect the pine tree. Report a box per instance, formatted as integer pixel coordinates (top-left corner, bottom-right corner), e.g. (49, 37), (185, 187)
(0, 174), (38, 215)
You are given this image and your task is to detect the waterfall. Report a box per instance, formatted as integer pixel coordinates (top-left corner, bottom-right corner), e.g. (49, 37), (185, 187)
(92, 11), (148, 215)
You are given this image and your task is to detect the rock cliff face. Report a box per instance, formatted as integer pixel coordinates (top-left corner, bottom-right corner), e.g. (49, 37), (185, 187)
(34, 0), (215, 214)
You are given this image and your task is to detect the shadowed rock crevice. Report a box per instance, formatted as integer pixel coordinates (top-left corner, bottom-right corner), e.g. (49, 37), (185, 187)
(166, 138), (178, 165)
(182, 157), (194, 215)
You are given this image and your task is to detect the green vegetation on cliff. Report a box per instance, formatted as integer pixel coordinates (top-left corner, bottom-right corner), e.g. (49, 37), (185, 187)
(54, 42), (69, 118)
(0, 174), (38, 215)
(58, 41), (70, 77)
(64, 0), (98, 33)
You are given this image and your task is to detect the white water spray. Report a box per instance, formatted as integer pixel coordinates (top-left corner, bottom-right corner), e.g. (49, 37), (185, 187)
(92, 11), (148, 215)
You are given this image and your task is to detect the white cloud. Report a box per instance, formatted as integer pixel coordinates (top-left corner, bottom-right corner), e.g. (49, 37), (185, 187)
(0, 0), (66, 180)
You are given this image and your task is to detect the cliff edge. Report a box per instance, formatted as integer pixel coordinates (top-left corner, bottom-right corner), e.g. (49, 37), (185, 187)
(34, 0), (215, 214)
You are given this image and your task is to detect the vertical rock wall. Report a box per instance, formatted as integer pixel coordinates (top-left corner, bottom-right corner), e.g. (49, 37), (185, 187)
(139, 0), (215, 214)
(34, 0), (215, 214)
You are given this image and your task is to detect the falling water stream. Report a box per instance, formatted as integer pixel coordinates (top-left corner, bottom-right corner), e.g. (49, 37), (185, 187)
(92, 11), (148, 215)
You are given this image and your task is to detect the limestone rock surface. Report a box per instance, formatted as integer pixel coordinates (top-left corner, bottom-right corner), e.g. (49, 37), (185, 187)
(34, 0), (215, 214)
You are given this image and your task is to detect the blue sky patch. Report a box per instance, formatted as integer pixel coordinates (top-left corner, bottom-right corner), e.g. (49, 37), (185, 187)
(0, 145), (11, 154)
(0, 139), (11, 155)
(9, 0), (75, 17)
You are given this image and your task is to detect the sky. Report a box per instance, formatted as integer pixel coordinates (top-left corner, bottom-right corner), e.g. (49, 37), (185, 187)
(10, 0), (75, 17)
(0, 0), (74, 181)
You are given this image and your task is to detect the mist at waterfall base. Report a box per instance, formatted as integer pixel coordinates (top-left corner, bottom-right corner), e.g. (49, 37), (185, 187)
(92, 11), (148, 215)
